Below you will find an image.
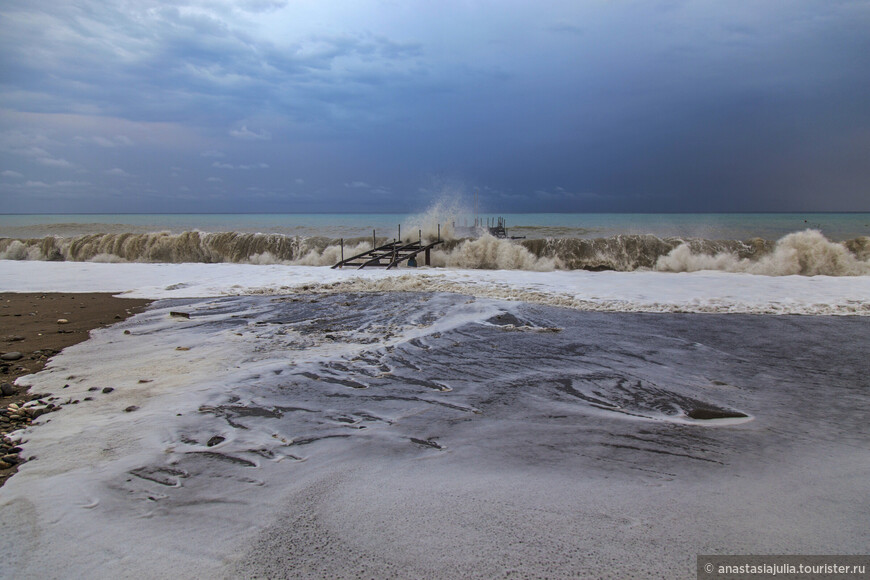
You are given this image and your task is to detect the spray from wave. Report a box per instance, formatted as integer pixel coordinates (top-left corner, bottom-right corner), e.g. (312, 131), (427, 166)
(1, 229), (867, 276)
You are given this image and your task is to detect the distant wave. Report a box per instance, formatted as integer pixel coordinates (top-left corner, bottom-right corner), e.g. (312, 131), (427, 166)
(1, 229), (868, 276)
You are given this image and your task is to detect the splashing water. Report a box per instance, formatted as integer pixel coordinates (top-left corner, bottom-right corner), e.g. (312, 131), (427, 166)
(656, 230), (870, 276)
(1, 226), (868, 277)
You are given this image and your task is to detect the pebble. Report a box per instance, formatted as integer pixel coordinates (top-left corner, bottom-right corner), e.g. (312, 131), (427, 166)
(124, 405), (139, 413)
(57, 319), (69, 324)
(102, 387), (114, 394)
(2, 454), (18, 464)
(1, 383), (15, 396)
(0, 352), (23, 362)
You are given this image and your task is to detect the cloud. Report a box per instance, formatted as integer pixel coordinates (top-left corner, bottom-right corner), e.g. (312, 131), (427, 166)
(0, 132), (77, 170)
(206, 176), (223, 182)
(37, 156), (75, 169)
(2, 1), (870, 212)
(1, 170), (23, 178)
(104, 168), (131, 177)
(212, 161), (269, 170)
(229, 125), (271, 141)
(75, 135), (134, 148)
(344, 180), (390, 195)
(546, 21), (584, 36)
(19, 180), (89, 189)
(236, 0), (288, 14)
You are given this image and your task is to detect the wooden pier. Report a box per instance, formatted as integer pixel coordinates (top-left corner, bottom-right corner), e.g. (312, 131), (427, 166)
(332, 226), (443, 269)
(487, 216), (507, 238)
(485, 216), (524, 239)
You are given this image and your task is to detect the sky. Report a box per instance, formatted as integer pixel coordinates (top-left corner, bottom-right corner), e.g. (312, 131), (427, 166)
(1, 0), (869, 214)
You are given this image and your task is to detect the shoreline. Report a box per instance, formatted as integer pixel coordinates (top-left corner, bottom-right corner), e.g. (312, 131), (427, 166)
(0, 292), (151, 486)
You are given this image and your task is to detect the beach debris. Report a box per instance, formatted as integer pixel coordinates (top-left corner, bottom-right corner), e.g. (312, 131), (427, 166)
(170, 311), (191, 319)
(410, 437), (445, 450)
(175, 346), (191, 351)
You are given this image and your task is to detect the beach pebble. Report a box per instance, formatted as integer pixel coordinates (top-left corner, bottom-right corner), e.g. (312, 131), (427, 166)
(0, 461), (10, 470)
(57, 319), (69, 324)
(124, 405), (139, 413)
(1, 383), (15, 396)
(2, 454), (19, 464)
(0, 352), (23, 362)
(206, 435), (225, 447)
(102, 387), (114, 394)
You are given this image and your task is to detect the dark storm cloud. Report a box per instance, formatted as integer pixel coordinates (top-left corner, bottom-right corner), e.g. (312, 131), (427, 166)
(1, 0), (868, 213)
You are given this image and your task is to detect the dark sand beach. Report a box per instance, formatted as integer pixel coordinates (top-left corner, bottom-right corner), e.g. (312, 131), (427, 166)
(0, 293), (151, 485)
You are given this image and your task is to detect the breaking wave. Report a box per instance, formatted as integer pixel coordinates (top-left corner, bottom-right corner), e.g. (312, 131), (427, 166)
(655, 230), (870, 276)
(0, 229), (867, 276)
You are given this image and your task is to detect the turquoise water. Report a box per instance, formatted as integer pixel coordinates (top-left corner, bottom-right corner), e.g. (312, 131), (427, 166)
(1, 212), (868, 240)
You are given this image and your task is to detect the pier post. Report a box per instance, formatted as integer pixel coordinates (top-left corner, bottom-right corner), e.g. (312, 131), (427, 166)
(372, 229), (376, 251)
(340, 238), (344, 267)
(398, 224), (401, 243)
(437, 223), (441, 242)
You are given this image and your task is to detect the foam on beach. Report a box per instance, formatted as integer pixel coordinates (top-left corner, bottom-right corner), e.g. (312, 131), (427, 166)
(1, 259), (868, 316)
(1, 292), (867, 578)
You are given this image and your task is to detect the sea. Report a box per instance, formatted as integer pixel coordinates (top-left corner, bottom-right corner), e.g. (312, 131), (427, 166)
(1, 211), (869, 578)
(1, 211), (869, 274)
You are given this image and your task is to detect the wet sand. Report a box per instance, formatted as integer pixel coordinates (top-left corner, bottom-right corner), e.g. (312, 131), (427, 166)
(0, 293), (151, 485)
